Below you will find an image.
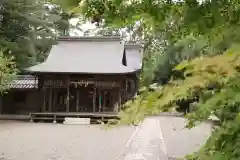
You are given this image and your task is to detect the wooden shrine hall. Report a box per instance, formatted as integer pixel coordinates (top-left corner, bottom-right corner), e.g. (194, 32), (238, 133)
(0, 36), (142, 122)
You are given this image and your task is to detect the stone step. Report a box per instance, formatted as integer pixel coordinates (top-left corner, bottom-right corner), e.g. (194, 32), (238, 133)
(63, 117), (90, 125)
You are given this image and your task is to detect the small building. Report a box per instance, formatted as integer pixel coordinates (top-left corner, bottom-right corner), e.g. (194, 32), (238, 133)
(0, 75), (39, 114)
(0, 36), (142, 120)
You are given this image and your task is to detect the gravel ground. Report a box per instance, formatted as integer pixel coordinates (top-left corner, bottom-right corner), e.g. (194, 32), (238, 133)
(158, 116), (212, 159)
(0, 120), (135, 160)
(0, 117), (212, 160)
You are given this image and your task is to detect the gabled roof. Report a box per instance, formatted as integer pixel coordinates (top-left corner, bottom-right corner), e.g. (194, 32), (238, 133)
(125, 43), (142, 70)
(26, 36), (142, 74)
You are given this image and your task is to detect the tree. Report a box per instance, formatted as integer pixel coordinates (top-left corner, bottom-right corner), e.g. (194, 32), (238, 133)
(0, 0), (60, 69)
(0, 0), (77, 92)
(0, 50), (17, 93)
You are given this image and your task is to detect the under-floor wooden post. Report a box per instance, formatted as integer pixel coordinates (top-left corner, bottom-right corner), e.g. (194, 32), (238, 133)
(53, 114), (57, 123)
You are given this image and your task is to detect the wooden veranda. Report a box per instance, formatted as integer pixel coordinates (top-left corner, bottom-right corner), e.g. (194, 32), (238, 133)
(30, 112), (119, 123)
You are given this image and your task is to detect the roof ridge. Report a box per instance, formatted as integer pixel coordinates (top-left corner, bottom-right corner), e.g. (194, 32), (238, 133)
(57, 36), (121, 42)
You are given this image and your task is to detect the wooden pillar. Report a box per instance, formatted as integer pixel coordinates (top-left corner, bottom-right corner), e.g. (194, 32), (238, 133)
(98, 89), (102, 112)
(113, 91), (118, 113)
(111, 91), (115, 111)
(93, 87), (96, 112)
(114, 89), (122, 113)
(48, 88), (52, 112)
(66, 86), (70, 112)
(102, 91), (106, 112)
(123, 79), (127, 102)
(66, 77), (70, 112)
(76, 90), (79, 112)
(135, 72), (140, 96)
(53, 89), (57, 112)
(119, 90), (122, 112)
(43, 88), (46, 112)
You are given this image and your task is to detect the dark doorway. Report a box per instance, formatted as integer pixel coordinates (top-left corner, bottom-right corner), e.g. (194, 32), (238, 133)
(69, 85), (94, 112)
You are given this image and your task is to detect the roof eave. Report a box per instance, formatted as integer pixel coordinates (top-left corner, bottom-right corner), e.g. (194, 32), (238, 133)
(125, 43), (142, 49)
(25, 70), (137, 75)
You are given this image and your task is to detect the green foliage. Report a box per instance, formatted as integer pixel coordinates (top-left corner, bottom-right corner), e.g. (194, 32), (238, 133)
(122, 45), (240, 120)
(119, 86), (176, 125)
(0, 50), (17, 93)
(0, 0), (75, 91)
(186, 107), (240, 160)
(142, 35), (209, 85)
(120, 47), (240, 159)
(0, 0), (60, 69)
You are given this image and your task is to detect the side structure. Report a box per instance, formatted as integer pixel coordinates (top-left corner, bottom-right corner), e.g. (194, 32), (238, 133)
(0, 36), (142, 115)
(0, 75), (39, 114)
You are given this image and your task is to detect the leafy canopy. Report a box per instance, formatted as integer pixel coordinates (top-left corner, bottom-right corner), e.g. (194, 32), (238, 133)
(0, 0), (61, 69)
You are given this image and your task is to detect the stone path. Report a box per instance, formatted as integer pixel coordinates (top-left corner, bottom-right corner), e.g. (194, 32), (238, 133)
(118, 117), (168, 160)
(118, 116), (212, 160)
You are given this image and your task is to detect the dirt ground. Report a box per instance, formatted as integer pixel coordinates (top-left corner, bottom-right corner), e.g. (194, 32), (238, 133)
(0, 120), (135, 160)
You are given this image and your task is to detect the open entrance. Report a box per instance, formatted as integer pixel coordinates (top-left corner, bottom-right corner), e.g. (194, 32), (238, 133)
(69, 85), (94, 112)
(96, 89), (120, 112)
(44, 86), (121, 113)
(45, 88), (66, 112)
